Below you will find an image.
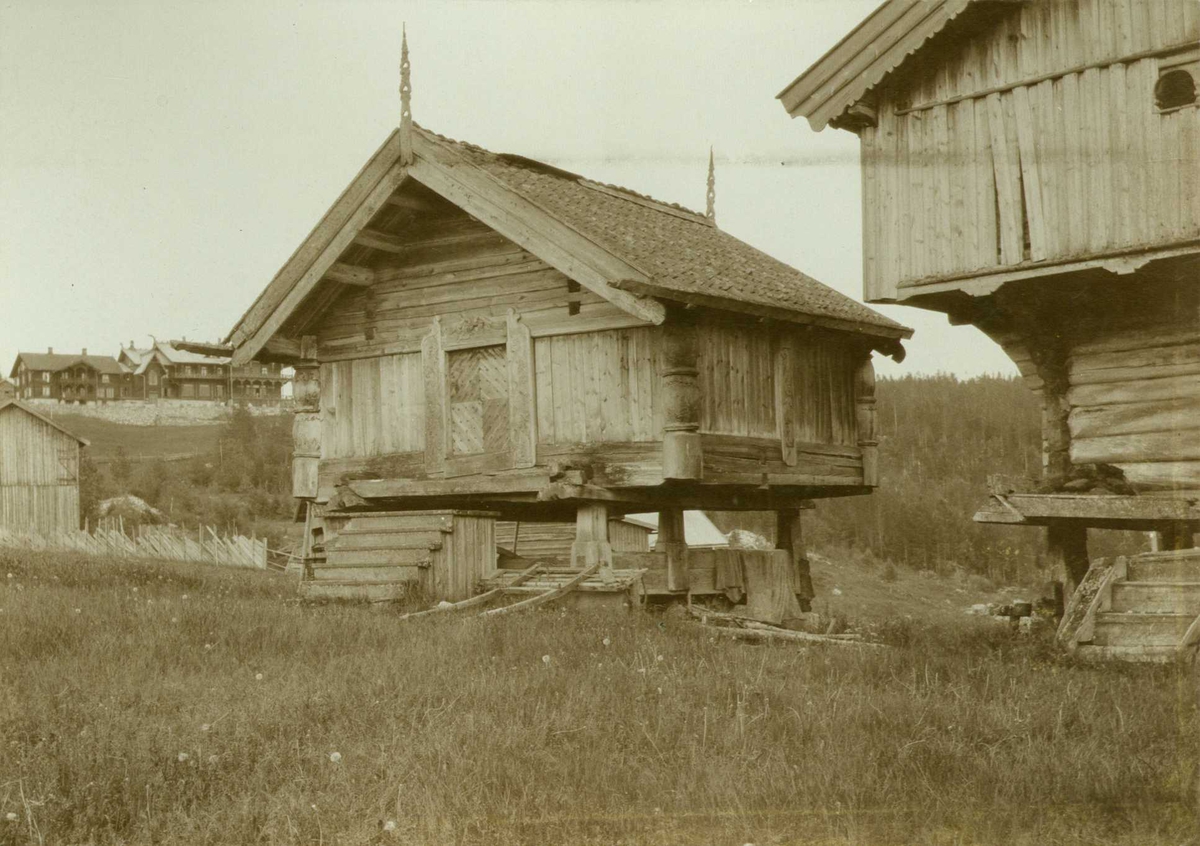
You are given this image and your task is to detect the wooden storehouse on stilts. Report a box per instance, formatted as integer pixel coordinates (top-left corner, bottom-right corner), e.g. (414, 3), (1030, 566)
(226, 35), (910, 612)
(781, 0), (1200, 658)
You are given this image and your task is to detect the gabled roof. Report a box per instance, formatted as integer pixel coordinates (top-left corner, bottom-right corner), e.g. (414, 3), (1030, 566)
(226, 124), (910, 364)
(9, 353), (125, 378)
(0, 400), (90, 446)
(121, 342), (229, 374)
(427, 131), (909, 339)
(777, 0), (982, 130)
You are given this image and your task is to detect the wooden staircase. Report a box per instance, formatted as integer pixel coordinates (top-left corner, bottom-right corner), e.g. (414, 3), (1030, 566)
(1061, 548), (1200, 662)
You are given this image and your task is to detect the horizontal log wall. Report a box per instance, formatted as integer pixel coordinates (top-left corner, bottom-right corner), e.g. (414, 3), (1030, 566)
(861, 0), (1200, 300)
(1067, 324), (1200, 489)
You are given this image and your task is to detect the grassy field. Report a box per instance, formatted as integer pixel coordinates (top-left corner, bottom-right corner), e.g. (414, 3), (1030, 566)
(40, 414), (222, 461)
(1, 550), (1198, 846)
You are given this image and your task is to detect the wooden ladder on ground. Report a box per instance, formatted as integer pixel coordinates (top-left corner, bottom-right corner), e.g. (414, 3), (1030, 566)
(1061, 548), (1200, 662)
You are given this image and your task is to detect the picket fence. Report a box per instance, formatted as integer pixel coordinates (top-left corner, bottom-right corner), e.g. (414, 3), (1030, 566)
(0, 521), (269, 570)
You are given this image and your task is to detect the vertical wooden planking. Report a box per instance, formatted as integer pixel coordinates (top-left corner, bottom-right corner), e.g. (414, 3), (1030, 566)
(775, 336), (797, 466)
(860, 125), (879, 298)
(1062, 73), (1086, 254)
(319, 362), (336, 459)
(506, 311), (536, 468)
(1125, 59), (1149, 246)
(421, 319), (445, 474)
(973, 95), (997, 268)
(907, 112), (927, 280)
(987, 93), (1023, 264)
(377, 355), (397, 454)
(1013, 85), (1048, 259)
(533, 337), (554, 445)
(1108, 62), (1130, 248)
(891, 106), (909, 286)
(1183, 88), (1200, 236)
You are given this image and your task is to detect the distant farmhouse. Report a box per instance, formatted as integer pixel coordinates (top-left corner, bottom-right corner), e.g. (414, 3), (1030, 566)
(9, 341), (288, 406)
(0, 380), (15, 403)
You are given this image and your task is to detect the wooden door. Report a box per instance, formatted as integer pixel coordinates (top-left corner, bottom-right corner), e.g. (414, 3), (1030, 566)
(445, 344), (510, 475)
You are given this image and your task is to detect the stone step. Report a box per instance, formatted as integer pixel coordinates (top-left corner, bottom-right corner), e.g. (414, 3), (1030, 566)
(299, 579), (409, 602)
(1110, 581), (1200, 614)
(1091, 612), (1196, 647)
(1074, 644), (1180, 664)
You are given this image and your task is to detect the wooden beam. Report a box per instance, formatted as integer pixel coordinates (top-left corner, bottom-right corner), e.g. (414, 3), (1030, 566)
(656, 508), (688, 592)
(409, 134), (666, 326)
(386, 191), (447, 213)
(1048, 523), (1090, 602)
(325, 263), (375, 287)
(571, 503), (614, 578)
(231, 164), (409, 365)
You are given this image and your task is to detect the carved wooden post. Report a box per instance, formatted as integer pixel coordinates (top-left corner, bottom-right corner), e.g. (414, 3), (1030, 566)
(661, 318), (703, 480)
(776, 509), (814, 611)
(291, 336), (321, 500)
(571, 502), (613, 579)
(855, 357), (878, 487)
(655, 508), (689, 592)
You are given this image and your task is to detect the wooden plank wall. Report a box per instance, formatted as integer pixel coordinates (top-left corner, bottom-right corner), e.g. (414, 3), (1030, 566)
(696, 321), (857, 445)
(1067, 325), (1200, 489)
(0, 407), (79, 534)
(320, 353), (424, 460)
(496, 520), (650, 559)
(860, 0), (1200, 300)
(533, 327), (664, 445)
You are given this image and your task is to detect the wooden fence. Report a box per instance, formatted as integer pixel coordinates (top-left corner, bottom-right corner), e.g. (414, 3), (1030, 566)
(0, 521), (269, 570)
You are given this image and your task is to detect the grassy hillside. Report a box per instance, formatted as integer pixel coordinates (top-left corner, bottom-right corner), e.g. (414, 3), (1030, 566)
(2, 550), (1196, 845)
(45, 414), (222, 461)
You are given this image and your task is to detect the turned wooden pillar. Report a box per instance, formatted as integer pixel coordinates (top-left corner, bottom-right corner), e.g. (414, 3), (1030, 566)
(661, 318), (703, 480)
(776, 509), (814, 611)
(655, 508), (689, 592)
(291, 342), (321, 500)
(855, 357), (878, 487)
(571, 502), (614, 578)
(1047, 523), (1089, 599)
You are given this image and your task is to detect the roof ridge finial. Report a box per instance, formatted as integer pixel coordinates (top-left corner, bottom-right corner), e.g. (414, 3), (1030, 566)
(399, 24), (413, 165)
(705, 147), (716, 225)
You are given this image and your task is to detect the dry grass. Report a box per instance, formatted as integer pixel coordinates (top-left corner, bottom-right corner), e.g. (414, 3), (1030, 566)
(1, 550), (1197, 846)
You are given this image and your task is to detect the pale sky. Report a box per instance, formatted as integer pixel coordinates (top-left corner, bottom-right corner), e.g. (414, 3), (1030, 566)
(0, 0), (1018, 380)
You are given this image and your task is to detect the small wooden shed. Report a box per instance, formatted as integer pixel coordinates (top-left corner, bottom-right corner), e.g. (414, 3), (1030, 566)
(227, 43), (910, 605)
(781, 0), (1200, 657)
(0, 400), (88, 535)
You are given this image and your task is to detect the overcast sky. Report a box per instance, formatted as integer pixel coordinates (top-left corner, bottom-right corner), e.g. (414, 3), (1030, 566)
(0, 0), (1018, 380)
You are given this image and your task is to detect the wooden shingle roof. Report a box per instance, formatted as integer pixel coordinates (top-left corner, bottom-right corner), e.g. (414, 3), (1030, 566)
(431, 131), (910, 339)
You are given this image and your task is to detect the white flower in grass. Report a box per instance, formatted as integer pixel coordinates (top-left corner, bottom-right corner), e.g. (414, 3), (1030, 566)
(4, 812), (16, 822)
(181, 594), (189, 600)
(541, 655), (550, 665)
(75, 608), (81, 614)
(383, 820), (397, 833)
(656, 654), (664, 662)
(255, 673), (263, 681)
(170, 617), (178, 624)
(132, 587), (138, 593)
(207, 754), (218, 765)
(177, 752), (189, 763)
(602, 637), (611, 647)
(328, 751), (342, 764)
(200, 724), (211, 733)
(203, 643), (213, 651)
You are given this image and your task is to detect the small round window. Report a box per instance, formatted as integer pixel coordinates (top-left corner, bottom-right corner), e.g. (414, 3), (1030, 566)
(1155, 68), (1197, 111)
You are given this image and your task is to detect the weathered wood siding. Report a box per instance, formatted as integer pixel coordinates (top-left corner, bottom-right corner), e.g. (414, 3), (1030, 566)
(496, 519), (651, 558)
(1067, 325), (1200, 489)
(314, 222), (639, 358)
(698, 320), (859, 446)
(860, 1), (1200, 300)
(534, 327), (664, 445)
(0, 406), (80, 534)
(320, 354), (425, 460)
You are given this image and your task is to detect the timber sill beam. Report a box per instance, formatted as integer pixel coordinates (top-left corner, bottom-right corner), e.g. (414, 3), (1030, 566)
(897, 242), (1200, 301)
(975, 493), (1200, 529)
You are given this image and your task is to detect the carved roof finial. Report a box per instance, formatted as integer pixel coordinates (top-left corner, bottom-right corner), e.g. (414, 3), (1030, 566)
(399, 25), (413, 165)
(705, 147), (716, 225)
